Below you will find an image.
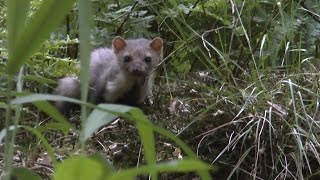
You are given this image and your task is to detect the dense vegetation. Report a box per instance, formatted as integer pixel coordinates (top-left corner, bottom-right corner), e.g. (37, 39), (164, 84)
(1, 0), (320, 179)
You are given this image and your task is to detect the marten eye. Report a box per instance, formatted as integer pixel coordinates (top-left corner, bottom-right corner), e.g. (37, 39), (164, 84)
(144, 57), (152, 63)
(123, 56), (131, 63)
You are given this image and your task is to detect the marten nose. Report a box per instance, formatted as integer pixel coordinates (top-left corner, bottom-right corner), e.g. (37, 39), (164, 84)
(130, 62), (147, 76)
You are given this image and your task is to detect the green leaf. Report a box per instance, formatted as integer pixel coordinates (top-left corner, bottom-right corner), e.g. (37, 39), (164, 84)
(6, 0), (30, 56)
(11, 167), (41, 180)
(94, 104), (134, 114)
(126, 112), (213, 179)
(11, 94), (84, 105)
(81, 104), (133, 143)
(7, 0), (77, 74)
(0, 125), (57, 166)
(109, 159), (212, 180)
(90, 154), (115, 175)
(227, 147), (253, 180)
(33, 101), (71, 134)
(39, 122), (70, 134)
(78, 0), (92, 123)
(54, 155), (112, 180)
(10, 94), (133, 115)
(23, 126), (57, 166)
(23, 75), (56, 85)
(134, 110), (156, 178)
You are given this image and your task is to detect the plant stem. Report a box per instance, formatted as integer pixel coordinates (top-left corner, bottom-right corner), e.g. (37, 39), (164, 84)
(3, 74), (13, 180)
(78, 0), (92, 150)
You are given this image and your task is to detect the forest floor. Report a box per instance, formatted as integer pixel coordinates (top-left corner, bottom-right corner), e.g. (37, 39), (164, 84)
(2, 70), (320, 179)
(1, 72), (236, 179)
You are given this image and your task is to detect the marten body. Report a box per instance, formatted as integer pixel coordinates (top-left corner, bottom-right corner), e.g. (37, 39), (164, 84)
(54, 36), (163, 113)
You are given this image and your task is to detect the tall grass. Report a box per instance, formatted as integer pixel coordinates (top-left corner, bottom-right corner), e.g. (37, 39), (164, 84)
(175, 1), (320, 179)
(2, 1), (212, 179)
(2, 0), (319, 179)
(146, 0), (320, 179)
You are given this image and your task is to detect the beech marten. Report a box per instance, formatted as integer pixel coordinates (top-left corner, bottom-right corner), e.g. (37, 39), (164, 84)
(54, 36), (163, 113)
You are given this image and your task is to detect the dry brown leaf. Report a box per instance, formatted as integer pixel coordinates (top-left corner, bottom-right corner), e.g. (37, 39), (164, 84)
(168, 99), (178, 115)
(172, 147), (182, 159)
(266, 101), (288, 116)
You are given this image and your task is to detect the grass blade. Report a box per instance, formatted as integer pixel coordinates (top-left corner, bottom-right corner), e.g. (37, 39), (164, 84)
(78, 0), (92, 149)
(7, 0), (77, 74)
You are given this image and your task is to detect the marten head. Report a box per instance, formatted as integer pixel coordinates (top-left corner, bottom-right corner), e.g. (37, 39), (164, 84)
(112, 36), (163, 77)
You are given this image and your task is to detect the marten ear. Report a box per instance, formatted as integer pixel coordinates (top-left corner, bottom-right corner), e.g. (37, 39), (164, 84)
(113, 36), (127, 53)
(150, 37), (163, 53)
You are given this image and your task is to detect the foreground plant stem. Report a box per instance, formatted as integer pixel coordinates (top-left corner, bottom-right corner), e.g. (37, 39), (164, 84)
(3, 74), (14, 180)
(78, 0), (92, 150)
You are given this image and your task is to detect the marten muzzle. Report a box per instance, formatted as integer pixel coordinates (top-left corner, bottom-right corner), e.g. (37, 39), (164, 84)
(126, 61), (150, 76)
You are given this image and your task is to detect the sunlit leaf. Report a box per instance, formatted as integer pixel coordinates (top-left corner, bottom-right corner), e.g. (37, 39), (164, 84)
(109, 159), (212, 180)
(81, 104), (133, 143)
(33, 101), (71, 134)
(54, 155), (113, 180)
(23, 126), (57, 166)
